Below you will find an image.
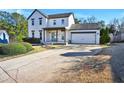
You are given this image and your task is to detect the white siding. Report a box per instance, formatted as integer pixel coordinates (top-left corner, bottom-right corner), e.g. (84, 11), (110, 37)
(71, 33), (96, 44)
(58, 30), (65, 42)
(69, 30), (100, 44)
(28, 11), (47, 38)
(45, 30), (65, 42)
(28, 10), (102, 44)
(67, 14), (75, 29)
(47, 18), (68, 27)
(28, 10), (74, 40)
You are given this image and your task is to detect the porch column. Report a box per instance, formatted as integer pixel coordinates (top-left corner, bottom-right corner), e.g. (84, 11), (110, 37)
(56, 30), (58, 42)
(44, 30), (46, 42)
(65, 30), (68, 45)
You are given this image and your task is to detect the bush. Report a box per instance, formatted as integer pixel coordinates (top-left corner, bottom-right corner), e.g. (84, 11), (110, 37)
(100, 28), (110, 44)
(23, 38), (40, 44)
(21, 42), (33, 52)
(0, 43), (27, 55)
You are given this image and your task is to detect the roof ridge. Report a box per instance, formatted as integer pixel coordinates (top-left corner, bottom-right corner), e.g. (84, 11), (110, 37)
(27, 9), (74, 19)
(48, 12), (73, 16)
(27, 9), (48, 20)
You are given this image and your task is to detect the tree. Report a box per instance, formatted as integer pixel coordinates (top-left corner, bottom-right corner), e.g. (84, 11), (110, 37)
(11, 12), (28, 41)
(120, 17), (124, 29)
(110, 18), (120, 27)
(0, 11), (28, 42)
(79, 16), (97, 24)
(100, 27), (110, 44)
(108, 25), (117, 35)
(79, 18), (87, 24)
(0, 19), (16, 42)
(74, 18), (81, 24)
(98, 20), (105, 28)
(0, 11), (16, 25)
(87, 16), (97, 23)
(108, 18), (122, 36)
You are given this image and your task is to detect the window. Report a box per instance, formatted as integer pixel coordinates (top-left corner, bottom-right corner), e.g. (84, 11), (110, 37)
(31, 18), (34, 25)
(53, 20), (56, 25)
(32, 30), (35, 38)
(61, 19), (64, 25)
(62, 35), (64, 40)
(61, 30), (65, 40)
(39, 18), (42, 25)
(39, 30), (42, 39)
(51, 32), (57, 41)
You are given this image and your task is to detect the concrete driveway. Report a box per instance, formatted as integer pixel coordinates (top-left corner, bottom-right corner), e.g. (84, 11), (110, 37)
(0, 45), (102, 83)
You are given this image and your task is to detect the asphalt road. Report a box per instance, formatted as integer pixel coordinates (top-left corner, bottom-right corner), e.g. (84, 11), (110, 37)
(110, 43), (124, 82)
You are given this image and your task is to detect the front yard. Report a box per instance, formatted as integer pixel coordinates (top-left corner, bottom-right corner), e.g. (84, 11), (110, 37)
(0, 44), (113, 83)
(0, 44), (63, 62)
(0, 45), (44, 61)
(52, 45), (113, 83)
(52, 55), (112, 83)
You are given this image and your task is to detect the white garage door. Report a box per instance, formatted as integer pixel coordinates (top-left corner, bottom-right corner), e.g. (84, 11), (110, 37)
(71, 32), (96, 44)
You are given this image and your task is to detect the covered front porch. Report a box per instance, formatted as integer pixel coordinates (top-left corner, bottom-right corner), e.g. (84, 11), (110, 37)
(43, 27), (68, 44)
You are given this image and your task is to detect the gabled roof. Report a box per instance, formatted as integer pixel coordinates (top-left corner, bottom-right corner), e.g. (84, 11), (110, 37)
(27, 9), (74, 20)
(48, 12), (73, 19)
(70, 23), (100, 30)
(27, 9), (48, 20)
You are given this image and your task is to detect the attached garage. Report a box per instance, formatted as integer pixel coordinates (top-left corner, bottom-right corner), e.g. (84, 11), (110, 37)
(69, 24), (100, 44)
(71, 32), (96, 44)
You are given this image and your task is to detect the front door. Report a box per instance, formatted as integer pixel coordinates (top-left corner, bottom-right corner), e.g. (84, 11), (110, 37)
(51, 32), (57, 42)
(60, 31), (65, 42)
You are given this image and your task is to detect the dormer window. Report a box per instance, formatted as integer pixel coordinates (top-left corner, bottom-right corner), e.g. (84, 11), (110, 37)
(61, 19), (64, 25)
(53, 20), (56, 25)
(39, 18), (42, 25)
(31, 18), (34, 25)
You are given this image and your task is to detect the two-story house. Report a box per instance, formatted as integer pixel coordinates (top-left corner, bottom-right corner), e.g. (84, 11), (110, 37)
(27, 9), (100, 44)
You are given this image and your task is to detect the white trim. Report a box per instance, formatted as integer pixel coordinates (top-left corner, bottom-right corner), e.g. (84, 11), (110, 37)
(69, 30), (100, 44)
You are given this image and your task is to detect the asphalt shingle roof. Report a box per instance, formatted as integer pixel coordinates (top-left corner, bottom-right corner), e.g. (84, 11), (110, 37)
(48, 13), (73, 19)
(70, 23), (100, 30)
(27, 9), (73, 20)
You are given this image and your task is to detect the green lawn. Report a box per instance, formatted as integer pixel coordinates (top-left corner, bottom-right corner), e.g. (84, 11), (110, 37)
(0, 45), (47, 62)
(0, 45), (64, 62)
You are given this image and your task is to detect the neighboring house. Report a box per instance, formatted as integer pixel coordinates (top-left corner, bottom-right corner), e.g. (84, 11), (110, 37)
(109, 25), (124, 42)
(27, 9), (100, 44)
(119, 27), (124, 41)
(0, 30), (9, 43)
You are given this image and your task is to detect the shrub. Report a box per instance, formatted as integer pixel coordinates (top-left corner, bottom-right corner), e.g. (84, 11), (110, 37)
(23, 38), (40, 44)
(21, 42), (33, 52)
(100, 28), (110, 44)
(0, 43), (27, 55)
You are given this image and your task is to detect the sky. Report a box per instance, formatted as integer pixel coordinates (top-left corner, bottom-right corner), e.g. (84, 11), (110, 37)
(1, 9), (124, 24)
